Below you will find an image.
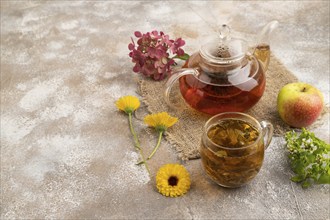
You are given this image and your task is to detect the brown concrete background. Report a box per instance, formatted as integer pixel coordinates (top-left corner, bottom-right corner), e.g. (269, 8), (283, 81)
(1, 1), (329, 219)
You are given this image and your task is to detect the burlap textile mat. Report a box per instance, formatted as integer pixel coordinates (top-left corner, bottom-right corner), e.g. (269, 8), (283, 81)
(138, 55), (322, 160)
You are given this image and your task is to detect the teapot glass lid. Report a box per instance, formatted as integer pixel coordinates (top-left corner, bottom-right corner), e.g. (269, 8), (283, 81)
(200, 25), (248, 63)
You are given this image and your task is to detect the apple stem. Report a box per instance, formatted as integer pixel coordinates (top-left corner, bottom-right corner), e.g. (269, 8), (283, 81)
(302, 87), (307, 92)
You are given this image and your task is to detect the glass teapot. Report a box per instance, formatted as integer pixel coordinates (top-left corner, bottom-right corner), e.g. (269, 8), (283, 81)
(165, 21), (278, 115)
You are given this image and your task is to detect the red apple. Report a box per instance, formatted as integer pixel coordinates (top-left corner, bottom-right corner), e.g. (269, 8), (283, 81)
(277, 82), (324, 128)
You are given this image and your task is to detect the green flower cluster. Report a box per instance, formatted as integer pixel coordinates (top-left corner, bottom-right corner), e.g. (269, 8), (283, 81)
(285, 128), (330, 188)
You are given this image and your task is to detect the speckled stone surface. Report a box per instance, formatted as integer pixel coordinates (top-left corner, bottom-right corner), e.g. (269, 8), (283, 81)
(1, 1), (329, 219)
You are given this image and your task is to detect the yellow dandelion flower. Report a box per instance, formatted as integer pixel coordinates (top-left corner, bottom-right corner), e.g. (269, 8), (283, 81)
(144, 112), (178, 160)
(115, 95), (150, 176)
(156, 164), (191, 197)
(115, 95), (140, 114)
(144, 112), (178, 132)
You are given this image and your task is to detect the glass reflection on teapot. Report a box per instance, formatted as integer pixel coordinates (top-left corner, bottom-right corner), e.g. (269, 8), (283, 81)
(165, 21), (278, 115)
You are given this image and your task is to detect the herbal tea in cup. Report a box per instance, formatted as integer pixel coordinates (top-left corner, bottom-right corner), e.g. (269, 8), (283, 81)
(200, 112), (273, 188)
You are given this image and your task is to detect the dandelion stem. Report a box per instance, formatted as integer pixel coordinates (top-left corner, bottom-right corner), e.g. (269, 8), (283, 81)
(128, 113), (150, 176)
(148, 131), (163, 160)
(128, 112), (140, 149)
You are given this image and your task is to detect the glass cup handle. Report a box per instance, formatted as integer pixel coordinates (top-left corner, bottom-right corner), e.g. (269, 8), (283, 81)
(164, 68), (199, 108)
(260, 120), (274, 150)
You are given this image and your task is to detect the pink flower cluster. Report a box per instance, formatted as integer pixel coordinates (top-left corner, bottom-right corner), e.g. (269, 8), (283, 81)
(128, 30), (186, 81)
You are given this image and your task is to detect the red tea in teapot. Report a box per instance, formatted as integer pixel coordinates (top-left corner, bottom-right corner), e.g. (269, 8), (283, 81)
(165, 22), (278, 115)
(179, 45), (270, 115)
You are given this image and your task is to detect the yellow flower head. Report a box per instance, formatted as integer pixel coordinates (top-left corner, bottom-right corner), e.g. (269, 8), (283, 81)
(115, 95), (140, 114)
(156, 164), (191, 197)
(144, 112), (178, 132)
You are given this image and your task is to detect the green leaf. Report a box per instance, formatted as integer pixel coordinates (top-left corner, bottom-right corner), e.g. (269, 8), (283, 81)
(317, 174), (330, 184)
(291, 175), (305, 183)
(292, 160), (305, 174)
(173, 53), (190, 61)
(313, 148), (323, 155)
(302, 180), (311, 189)
(306, 154), (315, 163)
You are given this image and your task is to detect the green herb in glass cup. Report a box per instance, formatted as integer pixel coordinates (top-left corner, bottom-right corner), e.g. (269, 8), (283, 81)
(200, 112), (273, 188)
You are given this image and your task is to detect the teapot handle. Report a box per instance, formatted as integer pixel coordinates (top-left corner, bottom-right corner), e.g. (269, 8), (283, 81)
(165, 68), (199, 108)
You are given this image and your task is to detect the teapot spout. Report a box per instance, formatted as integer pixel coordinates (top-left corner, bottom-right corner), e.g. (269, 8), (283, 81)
(253, 20), (279, 72)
